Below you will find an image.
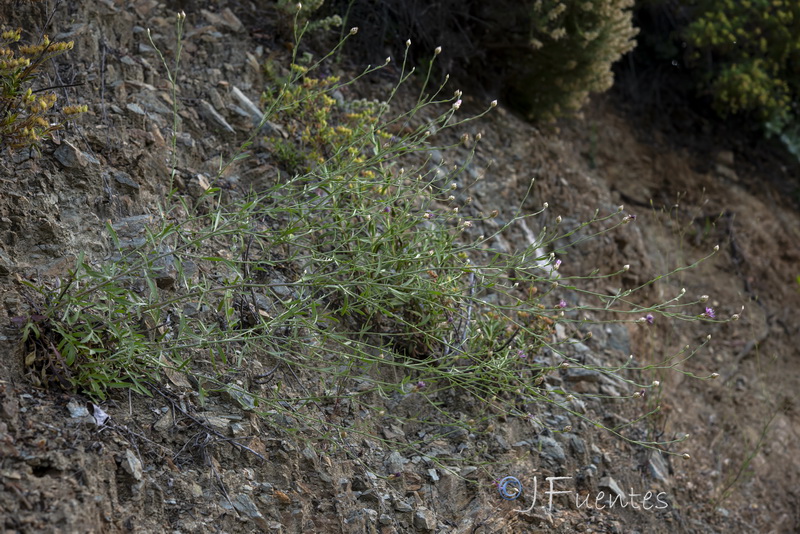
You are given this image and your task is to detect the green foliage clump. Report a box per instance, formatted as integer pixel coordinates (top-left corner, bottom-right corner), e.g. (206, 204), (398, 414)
(18, 257), (158, 399)
(273, 0), (341, 36)
(683, 0), (800, 124)
(262, 66), (389, 174)
(16, 16), (732, 462)
(0, 28), (86, 152)
(497, 0), (639, 121)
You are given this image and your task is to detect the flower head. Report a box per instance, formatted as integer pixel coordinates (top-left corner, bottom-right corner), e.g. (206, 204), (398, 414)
(645, 313), (654, 325)
(702, 307), (716, 319)
(516, 349), (527, 359)
(556, 299), (567, 309)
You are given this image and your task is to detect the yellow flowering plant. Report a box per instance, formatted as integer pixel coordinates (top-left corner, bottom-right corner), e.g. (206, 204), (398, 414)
(0, 28), (86, 153)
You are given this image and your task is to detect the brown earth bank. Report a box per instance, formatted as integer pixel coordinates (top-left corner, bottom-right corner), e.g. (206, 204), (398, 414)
(1, 1), (799, 533)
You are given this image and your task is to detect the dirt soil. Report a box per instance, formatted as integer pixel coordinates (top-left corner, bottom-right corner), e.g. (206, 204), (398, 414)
(1, 1), (799, 533)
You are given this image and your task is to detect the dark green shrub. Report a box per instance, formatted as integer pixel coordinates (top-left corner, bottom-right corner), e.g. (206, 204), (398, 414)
(683, 0), (800, 124)
(492, 0), (639, 121)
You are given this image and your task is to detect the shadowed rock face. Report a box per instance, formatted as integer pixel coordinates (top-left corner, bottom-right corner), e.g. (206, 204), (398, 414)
(0, 2), (797, 533)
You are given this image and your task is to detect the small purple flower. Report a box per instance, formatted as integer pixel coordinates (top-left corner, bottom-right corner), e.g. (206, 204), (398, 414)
(623, 213), (637, 223)
(645, 313), (654, 325)
(703, 307), (716, 319)
(416, 380), (426, 390)
(517, 349), (527, 359)
(383, 206), (391, 213)
(554, 259), (562, 270)
(556, 299), (567, 309)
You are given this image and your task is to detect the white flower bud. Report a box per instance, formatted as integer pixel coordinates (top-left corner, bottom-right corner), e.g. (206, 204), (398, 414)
(706, 334), (712, 341)
(434, 46), (442, 55)
(731, 314), (740, 321)
(452, 99), (462, 110)
(680, 288), (686, 296)
(622, 264), (630, 272)
(709, 372), (719, 379)
(455, 89), (462, 98)
(296, 2), (302, 10)
(652, 380), (660, 387)
(566, 395), (575, 402)
(683, 453), (691, 460)
(714, 244), (720, 252)
(406, 39), (411, 47)
(543, 202), (549, 209)
(700, 295), (709, 302)
(561, 361), (569, 368)
(490, 100), (498, 107)
(385, 57), (391, 64)
(475, 132), (482, 141)
(618, 205), (624, 212)
(350, 27), (358, 35)
(555, 215), (562, 224)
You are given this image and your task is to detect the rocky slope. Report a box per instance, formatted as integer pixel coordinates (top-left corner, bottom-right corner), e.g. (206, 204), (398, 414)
(0, 1), (798, 533)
